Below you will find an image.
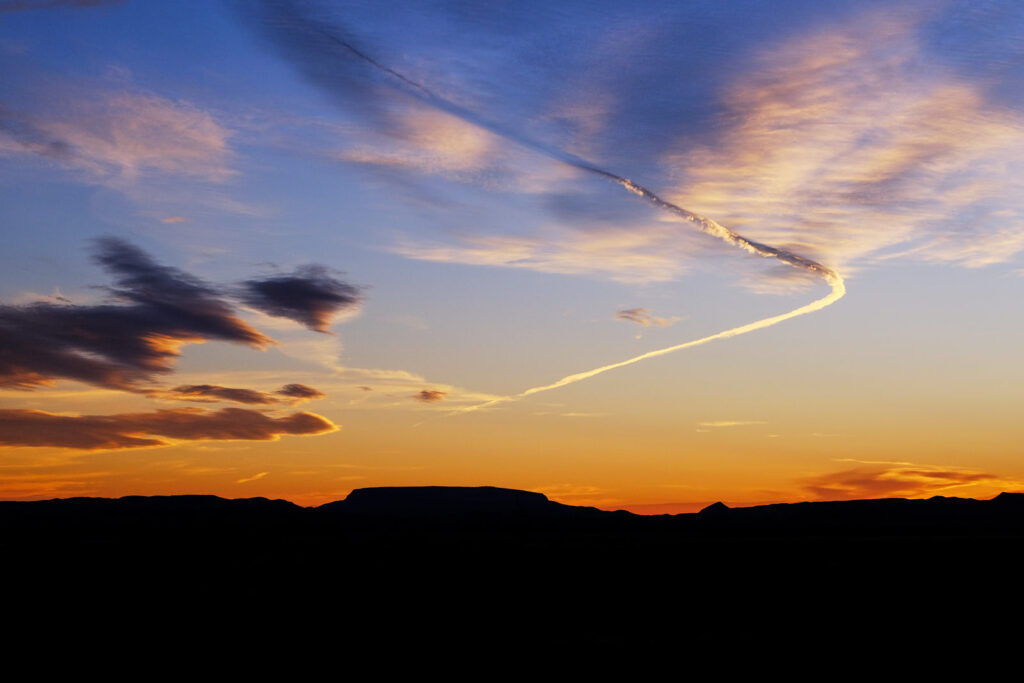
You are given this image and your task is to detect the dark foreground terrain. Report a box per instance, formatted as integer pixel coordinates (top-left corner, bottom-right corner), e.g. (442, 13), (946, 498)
(5, 486), (1023, 655)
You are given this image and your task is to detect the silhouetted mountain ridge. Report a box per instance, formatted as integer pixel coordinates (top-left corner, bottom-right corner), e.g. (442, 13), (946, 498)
(319, 485), (614, 519)
(6, 485), (1023, 651)
(3, 486), (1024, 535)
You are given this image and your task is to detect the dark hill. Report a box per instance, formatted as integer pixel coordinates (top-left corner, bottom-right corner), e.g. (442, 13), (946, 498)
(4, 486), (1024, 535)
(4, 487), (1024, 652)
(323, 485), (555, 514)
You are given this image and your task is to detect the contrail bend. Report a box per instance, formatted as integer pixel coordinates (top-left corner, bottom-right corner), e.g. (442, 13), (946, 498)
(257, 1), (846, 412)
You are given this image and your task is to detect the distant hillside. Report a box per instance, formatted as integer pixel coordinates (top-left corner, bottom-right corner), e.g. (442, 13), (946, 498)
(4, 485), (1024, 535)
(5, 486), (1022, 651)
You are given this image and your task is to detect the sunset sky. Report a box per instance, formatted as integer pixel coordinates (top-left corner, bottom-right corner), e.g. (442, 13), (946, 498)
(3, 0), (1024, 511)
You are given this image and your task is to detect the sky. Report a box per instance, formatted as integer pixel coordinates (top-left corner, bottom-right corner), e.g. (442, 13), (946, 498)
(2, 0), (1024, 511)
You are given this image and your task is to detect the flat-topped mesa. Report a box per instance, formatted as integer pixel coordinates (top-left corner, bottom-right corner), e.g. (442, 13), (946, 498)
(325, 486), (555, 516)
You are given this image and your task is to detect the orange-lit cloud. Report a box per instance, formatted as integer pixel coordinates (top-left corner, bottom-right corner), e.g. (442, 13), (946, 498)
(699, 420), (767, 428)
(165, 383), (324, 405)
(0, 407), (338, 450)
(236, 471), (269, 484)
(0, 469), (112, 499)
(275, 383), (326, 400)
(802, 465), (1001, 500)
(531, 484), (619, 508)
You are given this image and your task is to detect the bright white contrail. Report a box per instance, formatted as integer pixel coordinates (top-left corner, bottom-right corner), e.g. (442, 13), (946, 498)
(452, 169), (846, 414)
(455, 269), (844, 414)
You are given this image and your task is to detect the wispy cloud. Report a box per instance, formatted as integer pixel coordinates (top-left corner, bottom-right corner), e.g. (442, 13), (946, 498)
(0, 469), (113, 499)
(392, 225), (692, 284)
(164, 383), (324, 405)
(669, 11), (1024, 282)
(801, 464), (1017, 500)
(698, 420), (767, 428)
(338, 108), (497, 178)
(1, 91), (235, 183)
(236, 471), (269, 484)
(615, 308), (681, 328)
(531, 484), (619, 508)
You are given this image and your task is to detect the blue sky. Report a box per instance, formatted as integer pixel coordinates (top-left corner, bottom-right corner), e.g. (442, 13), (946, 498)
(2, 0), (1024, 508)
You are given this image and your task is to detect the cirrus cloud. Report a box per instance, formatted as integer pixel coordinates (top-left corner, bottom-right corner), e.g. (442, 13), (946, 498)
(0, 91), (234, 183)
(669, 11), (1024, 282)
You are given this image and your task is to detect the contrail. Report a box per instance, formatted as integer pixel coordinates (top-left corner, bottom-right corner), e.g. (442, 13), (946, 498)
(253, 1), (846, 411)
(456, 274), (844, 414)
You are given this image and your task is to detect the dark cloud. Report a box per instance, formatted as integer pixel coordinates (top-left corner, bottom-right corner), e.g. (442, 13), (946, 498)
(0, 407), (337, 450)
(356, 385), (373, 391)
(168, 385), (281, 405)
(414, 389), (446, 403)
(0, 0), (124, 13)
(803, 466), (997, 500)
(616, 308), (650, 325)
(0, 238), (271, 392)
(166, 383), (325, 405)
(241, 265), (362, 332)
(276, 383), (325, 399)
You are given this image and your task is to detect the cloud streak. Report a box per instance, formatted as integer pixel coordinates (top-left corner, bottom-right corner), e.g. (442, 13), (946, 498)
(236, 471), (269, 484)
(393, 226), (691, 284)
(0, 92), (234, 183)
(166, 383), (325, 405)
(671, 12), (1024, 275)
(0, 407), (337, 450)
(803, 465), (1001, 500)
(698, 421), (767, 428)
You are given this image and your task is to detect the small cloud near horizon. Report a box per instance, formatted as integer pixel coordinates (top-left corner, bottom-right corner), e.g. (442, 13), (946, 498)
(801, 465), (1008, 500)
(414, 389), (446, 403)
